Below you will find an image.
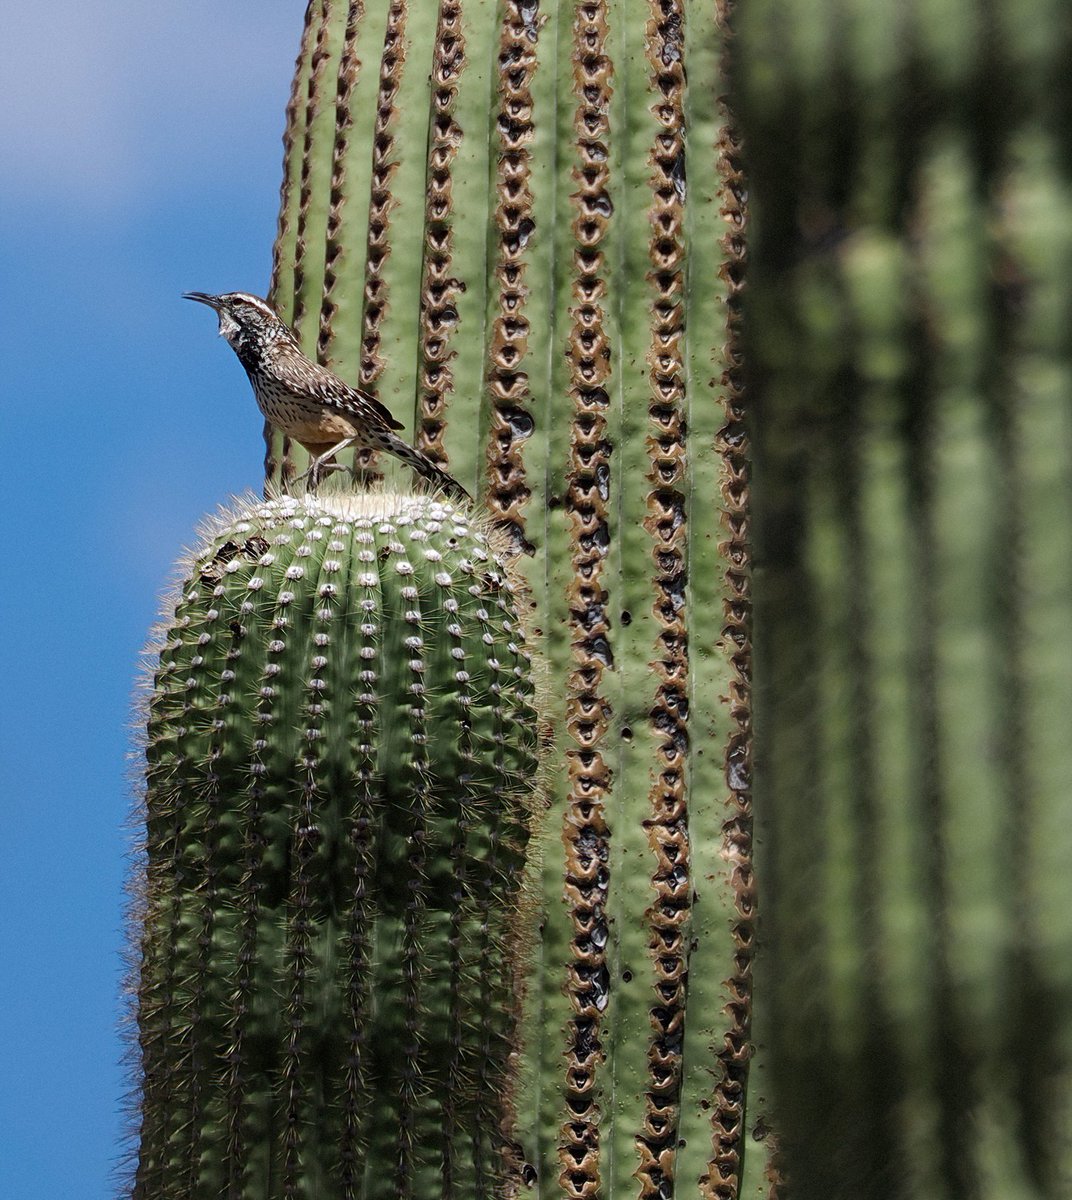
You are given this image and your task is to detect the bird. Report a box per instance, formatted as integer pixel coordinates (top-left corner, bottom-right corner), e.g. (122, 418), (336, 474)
(183, 291), (470, 501)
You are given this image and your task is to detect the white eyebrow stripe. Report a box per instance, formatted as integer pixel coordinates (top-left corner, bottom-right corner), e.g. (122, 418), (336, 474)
(227, 293), (279, 319)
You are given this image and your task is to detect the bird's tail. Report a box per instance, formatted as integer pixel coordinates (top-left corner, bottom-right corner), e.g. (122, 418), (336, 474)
(386, 432), (472, 504)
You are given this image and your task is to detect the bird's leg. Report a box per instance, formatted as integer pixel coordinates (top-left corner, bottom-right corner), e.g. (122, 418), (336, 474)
(350, 446), (379, 491)
(296, 439), (357, 490)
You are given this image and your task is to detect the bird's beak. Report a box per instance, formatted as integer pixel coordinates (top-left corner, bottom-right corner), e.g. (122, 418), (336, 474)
(183, 291), (222, 309)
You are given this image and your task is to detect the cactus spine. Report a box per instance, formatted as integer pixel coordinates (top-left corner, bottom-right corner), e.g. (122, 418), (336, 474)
(135, 492), (543, 1198)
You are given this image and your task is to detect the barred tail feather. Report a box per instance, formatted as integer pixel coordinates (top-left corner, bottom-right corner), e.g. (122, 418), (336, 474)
(386, 432), (472, 503)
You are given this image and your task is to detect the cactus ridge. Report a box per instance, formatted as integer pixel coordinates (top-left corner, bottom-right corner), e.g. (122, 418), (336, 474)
(131, 489), (547, 1199)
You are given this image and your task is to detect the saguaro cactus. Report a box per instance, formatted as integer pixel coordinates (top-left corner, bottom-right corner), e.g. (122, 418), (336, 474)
(260, 0), (759, 1196)
(135, 491), (544, 1197)
(133, 0), (763, 1193)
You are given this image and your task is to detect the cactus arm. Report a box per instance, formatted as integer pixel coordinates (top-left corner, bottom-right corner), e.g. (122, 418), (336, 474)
(135, 495), (545, 1198)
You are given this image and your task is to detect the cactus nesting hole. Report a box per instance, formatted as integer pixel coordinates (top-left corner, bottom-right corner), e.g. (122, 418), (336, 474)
(134, 490), (545, 1199)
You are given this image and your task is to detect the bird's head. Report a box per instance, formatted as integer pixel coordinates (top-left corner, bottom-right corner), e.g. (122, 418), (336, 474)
(183, 291), (290, 355)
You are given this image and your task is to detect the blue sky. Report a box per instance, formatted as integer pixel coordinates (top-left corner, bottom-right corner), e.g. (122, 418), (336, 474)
(0, 5), (304, 1195)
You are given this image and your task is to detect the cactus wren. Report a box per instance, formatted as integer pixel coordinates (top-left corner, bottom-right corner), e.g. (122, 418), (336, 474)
(184, 291), (469, 501)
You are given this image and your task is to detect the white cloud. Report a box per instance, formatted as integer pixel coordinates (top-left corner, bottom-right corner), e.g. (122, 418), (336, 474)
(0, 1), (299, 211)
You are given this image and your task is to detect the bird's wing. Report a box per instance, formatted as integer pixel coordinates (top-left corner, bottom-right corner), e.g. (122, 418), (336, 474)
(278, 344), (408, 431)
(271, 345), (410, 434)
(312, 378), (405, 431)
(346, 383), (406, 431)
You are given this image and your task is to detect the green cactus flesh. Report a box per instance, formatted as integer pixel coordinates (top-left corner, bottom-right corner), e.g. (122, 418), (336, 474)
(135, 491), (544, 1199)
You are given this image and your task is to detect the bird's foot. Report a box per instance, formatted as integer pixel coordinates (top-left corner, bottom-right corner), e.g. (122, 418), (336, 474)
(295, 457), (346, 491)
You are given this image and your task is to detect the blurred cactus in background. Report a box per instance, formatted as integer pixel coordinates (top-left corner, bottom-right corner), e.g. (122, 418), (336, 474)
(736, 2), (1072, 1197)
